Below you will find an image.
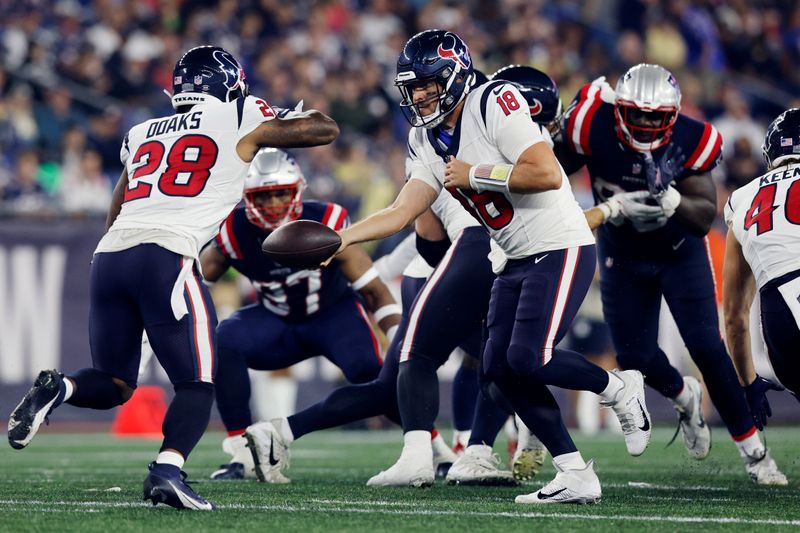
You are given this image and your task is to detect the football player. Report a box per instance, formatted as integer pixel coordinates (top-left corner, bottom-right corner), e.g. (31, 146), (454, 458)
(6, 46), (339, 510)
(556, 64), (786, 484)
(723, 108), (800, 440)
(200, 147), (401, 480)
(308, 30), (652, 504)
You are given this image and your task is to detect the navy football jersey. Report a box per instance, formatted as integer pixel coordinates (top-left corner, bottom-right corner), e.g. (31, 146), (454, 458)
(561, 80), (723, 256)
(214, 200), (352, 321)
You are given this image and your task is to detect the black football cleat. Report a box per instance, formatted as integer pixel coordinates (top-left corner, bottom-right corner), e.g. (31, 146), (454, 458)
(210, 462), (245, 480)
(144, 463), (216, 511)
(8, 370), (63, 450)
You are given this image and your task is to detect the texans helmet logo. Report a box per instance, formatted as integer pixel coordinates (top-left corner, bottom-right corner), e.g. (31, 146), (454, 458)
(529, 99), (543, 116)
(437, 37), (470, 70)
(213, 49), (244, 90)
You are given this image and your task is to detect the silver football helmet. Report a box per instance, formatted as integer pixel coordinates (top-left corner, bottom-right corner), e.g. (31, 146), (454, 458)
(244, 148), (306, 230)
(614, 64), (681, 151)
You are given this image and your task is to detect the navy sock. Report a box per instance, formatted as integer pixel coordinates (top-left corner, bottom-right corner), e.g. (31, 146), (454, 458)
(618, 347), (683, 397)
(467, 384), (511, 447)
(397, 357), (439, 433)
(496, 376), (577, 456)
(288, 379), (400, 440)
(214, 346), (253, 433)
(161, 382), (214, 458)
(65, 368), (125, 409)
(530, 349), (610, 394)
(452, 361), (479, 431)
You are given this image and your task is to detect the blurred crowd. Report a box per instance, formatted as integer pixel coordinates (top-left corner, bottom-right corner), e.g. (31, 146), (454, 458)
(0, 0), (798, 226)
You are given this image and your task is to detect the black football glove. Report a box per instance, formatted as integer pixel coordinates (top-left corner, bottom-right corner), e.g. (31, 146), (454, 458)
(744, 375), (784, 431)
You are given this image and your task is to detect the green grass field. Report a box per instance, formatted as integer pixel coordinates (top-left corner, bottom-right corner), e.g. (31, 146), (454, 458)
(1, 427), (799, 532)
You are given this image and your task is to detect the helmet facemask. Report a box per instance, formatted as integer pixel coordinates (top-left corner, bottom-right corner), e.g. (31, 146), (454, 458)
(396, 67), (472, 129)
(614, 103), (678, 151)
(244, 183), (305, 230)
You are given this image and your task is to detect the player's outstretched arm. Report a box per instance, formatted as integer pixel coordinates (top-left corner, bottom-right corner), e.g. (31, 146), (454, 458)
(722, 228), (757, 385)
(337, 245), (402, 341)
(199, 244), (231, 282)
(105, 169), (129, 231)
(239, 110), (339, 161)
(337, 179), (439, 252)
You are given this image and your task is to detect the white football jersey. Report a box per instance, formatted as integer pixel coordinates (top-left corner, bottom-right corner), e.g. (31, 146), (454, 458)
(725, 162), (800, 289)
(407, 81), (593, 259)
(95, 95), (275, 259)
(430, 189), (480, 242)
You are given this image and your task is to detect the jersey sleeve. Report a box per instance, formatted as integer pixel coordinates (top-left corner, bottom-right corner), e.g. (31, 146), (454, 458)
(562, 78), (614, 156)
(485, 83), (546, 164)
(119, 132), (131, 166)
(320, 202), (349, 230)
(237, 95), (276, 139)
(406, 130), (442, 194)
(681, 121), (723, 174)
(214, 210), (243, 260)
(723, 194), (735, 226)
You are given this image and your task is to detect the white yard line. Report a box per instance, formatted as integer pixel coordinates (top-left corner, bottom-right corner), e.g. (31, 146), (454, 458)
(0, 499), (797, 526)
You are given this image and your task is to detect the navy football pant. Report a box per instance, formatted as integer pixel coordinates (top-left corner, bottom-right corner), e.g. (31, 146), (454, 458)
(83, 244), (218, 458)
(760, 270), (800, 396)
(599, 235), (754, 438)
(483, 245), (609, 457)
(215, 294), (382, 433)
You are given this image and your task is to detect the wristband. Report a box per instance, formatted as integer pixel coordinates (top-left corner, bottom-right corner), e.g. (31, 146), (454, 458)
(386, 324), (399, 343)
(351, 267), (379, 291)
(374, 304), (402, 323)
(597, 202), (612, 222)
(468, 163), (513, 193)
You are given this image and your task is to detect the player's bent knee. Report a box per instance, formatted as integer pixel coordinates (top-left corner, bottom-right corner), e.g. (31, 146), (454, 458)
(112, 377), (136, 403)
(506, 344), (541, 375)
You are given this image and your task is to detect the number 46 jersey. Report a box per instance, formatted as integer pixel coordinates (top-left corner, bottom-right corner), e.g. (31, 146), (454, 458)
(96, 95), (276, 259)
(725, 162), (800, 289)
(406, 80), (594, 260)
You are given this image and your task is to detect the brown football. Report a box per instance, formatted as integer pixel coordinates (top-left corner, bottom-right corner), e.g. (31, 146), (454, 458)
(261, 220), (342, 269)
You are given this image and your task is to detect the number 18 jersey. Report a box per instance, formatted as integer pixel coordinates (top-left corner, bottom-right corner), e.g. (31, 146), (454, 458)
(725, 162), (800, 289)
(95, 95), (276, 259)
(406, 81), (593, 260)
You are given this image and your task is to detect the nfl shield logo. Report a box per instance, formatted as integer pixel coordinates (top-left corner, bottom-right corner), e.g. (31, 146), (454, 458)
(173, 76), (182, 85)
(194, 75), (203, 85)
(632, 163), (642, 174)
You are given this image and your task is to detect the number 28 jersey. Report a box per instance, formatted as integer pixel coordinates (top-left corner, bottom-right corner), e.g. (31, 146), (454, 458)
(96, 95), (276, 259)
(725, 162), (800, 289)
(406, 81), (593, 260)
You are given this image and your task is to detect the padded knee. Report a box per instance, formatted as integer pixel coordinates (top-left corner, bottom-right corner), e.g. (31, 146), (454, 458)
(506, 343), (540, 376)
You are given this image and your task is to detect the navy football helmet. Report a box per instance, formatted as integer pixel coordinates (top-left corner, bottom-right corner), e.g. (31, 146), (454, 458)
(395, 30), (474, 128)
(171, 46), (249, 111)
(763, 108), (800, 169)
(491, 65), (562, 129)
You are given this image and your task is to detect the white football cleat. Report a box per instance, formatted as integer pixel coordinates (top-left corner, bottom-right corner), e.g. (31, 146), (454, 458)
(244, 420), (291, 484)
(367, 453), (434, 488)
(670, 376), (711, 460)
(512, 435), (547, 482)
(210, 435), (258, 480)
(602, 370), (651, 456)
(446, 444), (517, 486)
(744, 448), (788, 486)
(515, 460), (601, 504)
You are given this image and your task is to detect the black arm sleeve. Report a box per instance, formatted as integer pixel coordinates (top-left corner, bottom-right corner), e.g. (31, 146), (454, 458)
(416, 233), (451, 268)
(552, 137), (589, 175)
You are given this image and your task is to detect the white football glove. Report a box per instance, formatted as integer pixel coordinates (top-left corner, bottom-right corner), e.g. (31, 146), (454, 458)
(275, 100), (306, 119)
(657, 185), (681, 218)
(597, 191), (648, 225)
(618, 190), (669, 232)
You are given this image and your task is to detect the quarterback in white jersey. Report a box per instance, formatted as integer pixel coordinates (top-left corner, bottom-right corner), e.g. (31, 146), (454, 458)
(326, 30), (650, 502)
(7, 45), (338, 511)
(723, 108), (800, 425)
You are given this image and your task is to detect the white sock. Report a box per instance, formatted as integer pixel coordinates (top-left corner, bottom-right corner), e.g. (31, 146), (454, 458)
(577, 390), (600, 435)
(599, 372), (624, 402)
(672, 378), (692, 409)
(156, 450), (185, 469)
(452, 430), (471, 448)
(553, 451), (586, 471)
(402, 430), (432, 456)
(275, 417), (294, 444)
(62, 378), (74, 402)
(735, 432), (764, 459)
